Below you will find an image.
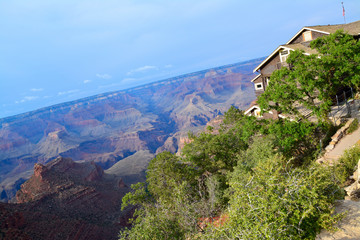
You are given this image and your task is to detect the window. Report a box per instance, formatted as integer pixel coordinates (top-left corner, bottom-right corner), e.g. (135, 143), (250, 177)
(280, 50), (289, 63)
(255, 83), (263, 90)
(303, 31), (312, 41)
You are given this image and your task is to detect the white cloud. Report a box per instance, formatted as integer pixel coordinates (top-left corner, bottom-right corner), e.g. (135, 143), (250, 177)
(83, 79), (92, 84)
(58, 89), (79, 96)
(30, 88), (44, 92)
(15, 96), (39, 104)
(96, 73), (112, 79)
(127, 65), (158, 75)
(164, 64), (173, 68)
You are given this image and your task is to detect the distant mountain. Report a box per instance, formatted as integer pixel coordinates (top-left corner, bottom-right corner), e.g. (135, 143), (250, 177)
(0, 58), (263, 202)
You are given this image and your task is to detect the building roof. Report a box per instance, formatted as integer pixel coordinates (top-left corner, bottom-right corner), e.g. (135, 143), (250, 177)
(251, 74), (261, 82)
(283, 42), (318, 55)
(306, 20), (360, 35)
(254, 20), (360, 73)
(244, 105), (260, 116)
(253, 42), (318, 72)
(286, 20), (360, 44)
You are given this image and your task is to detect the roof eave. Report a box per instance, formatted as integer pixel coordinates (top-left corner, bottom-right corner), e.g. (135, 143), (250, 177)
(244, 105), (260, 115)
(286, 27), (330, 44)
(253, 46), (283, 73)
(253, 45), (299, 73)
(251, 74), (261, 82)
(253, 24), (334, 73)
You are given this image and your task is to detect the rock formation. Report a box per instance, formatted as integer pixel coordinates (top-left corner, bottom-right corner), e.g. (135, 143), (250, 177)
(0, 156), (131, 240)
(344, 158), (360, 200)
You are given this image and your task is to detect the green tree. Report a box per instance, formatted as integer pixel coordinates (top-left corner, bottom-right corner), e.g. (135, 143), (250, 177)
(203, 155), (344, 240)
(182, 106), (261, 175)
(333, 145), (360, 185)
(119, 108), (338, 239)
(146, 151), (197, 202)
(120, 151), (224, 239)
(258, 30), (360, 122)
(265, 119), (322, 161)
(311, 30), (360, 91)
(120, 181), (201, 240)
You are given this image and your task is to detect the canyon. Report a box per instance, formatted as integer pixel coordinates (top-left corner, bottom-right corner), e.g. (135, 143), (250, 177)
(0, 59), (261, 239)
(0, 59), (261, 202)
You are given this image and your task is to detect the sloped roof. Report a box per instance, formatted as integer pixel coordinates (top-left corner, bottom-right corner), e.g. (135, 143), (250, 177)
(287, 20), (360, 44)
(244, 99), (260, 115)
(251, 74), (261, 82)
(253, 42), (318, 72)
(284, 42), (318, 55)
(306, 20), (360, 35)
(244, 105), (260, 116)
(254, 20), (360, 73)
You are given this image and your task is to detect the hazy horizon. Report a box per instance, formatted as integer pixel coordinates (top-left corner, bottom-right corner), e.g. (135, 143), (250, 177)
(0, 57), (263, 120)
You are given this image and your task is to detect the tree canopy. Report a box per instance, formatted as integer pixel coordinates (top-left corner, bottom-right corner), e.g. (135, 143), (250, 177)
(258, 30), (360, 122)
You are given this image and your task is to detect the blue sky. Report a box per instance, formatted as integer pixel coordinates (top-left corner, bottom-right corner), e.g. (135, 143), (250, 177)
(1, 0), (359, 118)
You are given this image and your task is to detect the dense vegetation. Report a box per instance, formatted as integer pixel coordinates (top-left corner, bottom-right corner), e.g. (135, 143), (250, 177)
(118, 107), (355, 239)
(119, 31), (360, 239)
(347, 118), (359, 134)
(258, 30), (360, 122)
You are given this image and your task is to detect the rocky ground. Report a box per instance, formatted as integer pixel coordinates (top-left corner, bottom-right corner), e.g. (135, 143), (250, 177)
(317, 115), (360, 239)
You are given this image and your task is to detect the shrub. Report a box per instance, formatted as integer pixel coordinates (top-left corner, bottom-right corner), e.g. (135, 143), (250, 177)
(347, 118), (359, 134)
(119, 107), (347, 239)
(202, 156), (344, 240)
(333, 145), (360, 185)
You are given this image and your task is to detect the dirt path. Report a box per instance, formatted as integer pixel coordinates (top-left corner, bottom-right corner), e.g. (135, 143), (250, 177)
(324, 126), (360, 161)
(317, 116), (360, 239)
(317, 200), (360, 240)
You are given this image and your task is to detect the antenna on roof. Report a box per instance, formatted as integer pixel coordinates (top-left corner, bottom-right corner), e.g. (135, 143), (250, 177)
(342, 2), (346, 24)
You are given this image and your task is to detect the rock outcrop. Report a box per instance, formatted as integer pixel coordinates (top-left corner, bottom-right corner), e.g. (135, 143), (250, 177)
(344, 158), (360, 200)
(0, 157), (131, 240)
(325, 118), (355, 152)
